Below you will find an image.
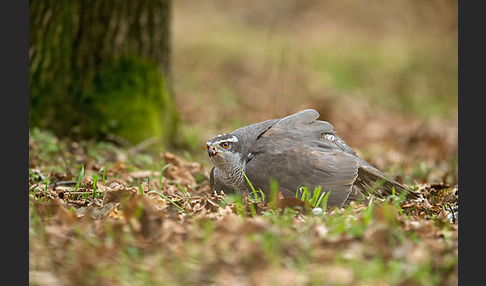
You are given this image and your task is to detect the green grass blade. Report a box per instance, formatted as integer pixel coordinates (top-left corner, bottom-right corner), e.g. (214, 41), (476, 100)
(310, 186), (322, 206)
(138, 179), (144, 195)
(102, 165), (107, 186)
(75, 165), (85, 192)
(92, 174), (99, 199)
(316, 190), (331, 210)
(240, 168), (265, 202)
(177, 183), (191, 200)
(44, 173), (48, 201)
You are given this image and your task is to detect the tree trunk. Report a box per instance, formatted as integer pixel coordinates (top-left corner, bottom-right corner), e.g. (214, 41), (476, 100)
(29, 0), (177, 144)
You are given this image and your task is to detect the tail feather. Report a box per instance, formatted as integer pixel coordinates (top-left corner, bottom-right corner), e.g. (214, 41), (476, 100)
(347, 160), (421, 204)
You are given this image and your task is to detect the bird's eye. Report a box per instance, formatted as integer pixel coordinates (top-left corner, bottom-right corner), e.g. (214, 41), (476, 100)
(221, 142), (229, 149)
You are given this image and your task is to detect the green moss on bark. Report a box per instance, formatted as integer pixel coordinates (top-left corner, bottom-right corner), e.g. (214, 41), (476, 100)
(86, 56), (178, 143)
(29, 0), (177, 144)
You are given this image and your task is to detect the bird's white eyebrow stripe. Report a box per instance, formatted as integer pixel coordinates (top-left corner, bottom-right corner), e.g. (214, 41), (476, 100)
(208, 136), (239, 145)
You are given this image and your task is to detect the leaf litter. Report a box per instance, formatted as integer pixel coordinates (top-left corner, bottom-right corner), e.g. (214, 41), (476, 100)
(29, 129), (458, 285)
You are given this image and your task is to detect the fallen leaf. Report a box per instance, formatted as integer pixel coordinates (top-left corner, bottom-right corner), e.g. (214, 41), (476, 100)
(162, 152), (202, 186)
(102, 184), (138, 206)
(138, 197), (164, 240)
(129, 170), (160, 179)
(277, 192), (313, 212)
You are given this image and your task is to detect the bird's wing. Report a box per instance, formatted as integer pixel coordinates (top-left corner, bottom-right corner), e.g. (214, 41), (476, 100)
(245, 109), (361, 206)
(245, 148), (359, 206)
(256, 109), (358, 155)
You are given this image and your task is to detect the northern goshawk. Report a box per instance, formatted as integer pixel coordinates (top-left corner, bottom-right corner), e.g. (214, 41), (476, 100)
(206, 109), (420, 207)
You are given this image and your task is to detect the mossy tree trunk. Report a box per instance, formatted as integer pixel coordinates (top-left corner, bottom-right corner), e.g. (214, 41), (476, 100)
(29, 0), (177, 144)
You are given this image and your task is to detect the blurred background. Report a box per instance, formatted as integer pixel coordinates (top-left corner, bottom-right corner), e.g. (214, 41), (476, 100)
(172, 0), (458, 183)
(29, 0), (458, 184)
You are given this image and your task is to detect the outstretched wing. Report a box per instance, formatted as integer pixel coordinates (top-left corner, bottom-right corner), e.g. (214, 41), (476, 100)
(245, 109), (361, 206)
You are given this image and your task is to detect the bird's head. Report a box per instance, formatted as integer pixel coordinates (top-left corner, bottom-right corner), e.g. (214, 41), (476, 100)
(206, 134), (244, 171)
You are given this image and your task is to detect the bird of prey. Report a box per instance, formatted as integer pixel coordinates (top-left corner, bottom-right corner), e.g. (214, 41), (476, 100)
(206, 109), (420, 207)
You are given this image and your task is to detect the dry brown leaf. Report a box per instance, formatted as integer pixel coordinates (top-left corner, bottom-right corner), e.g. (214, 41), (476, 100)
(363, 224), (395, 259)
(32, 199), (66, 219)
(405, 220), (438, 238)
(102, 183), (139, 206)
(107, 203), (123, 219)
(241, 217), (270, 234)
(129, 170), (160, 179)
(138, 197), (164, 240)
(162, 152), (202, 186)
(75, 203), (116, 220)
(277, 191), (314, 212)
(110, 160), (128, 175)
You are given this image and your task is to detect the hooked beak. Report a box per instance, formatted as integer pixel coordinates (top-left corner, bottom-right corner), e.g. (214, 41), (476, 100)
(206, 144), (218, 158)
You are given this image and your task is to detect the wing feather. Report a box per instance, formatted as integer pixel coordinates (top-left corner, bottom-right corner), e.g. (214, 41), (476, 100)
(243, 109), (418, 206)
(244, 110), (361, 206)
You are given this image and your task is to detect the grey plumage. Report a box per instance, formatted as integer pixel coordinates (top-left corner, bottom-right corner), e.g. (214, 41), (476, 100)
(206, 109), (420, 207)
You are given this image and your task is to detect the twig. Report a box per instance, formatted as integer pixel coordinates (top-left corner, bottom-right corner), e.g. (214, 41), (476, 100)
(48, 180), (78, 188)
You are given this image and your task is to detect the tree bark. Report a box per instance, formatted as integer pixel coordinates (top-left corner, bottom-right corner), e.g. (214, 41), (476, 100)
(29, 0), (177, 144)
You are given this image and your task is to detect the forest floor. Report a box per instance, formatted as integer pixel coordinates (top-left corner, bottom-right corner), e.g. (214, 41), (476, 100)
(30, 1), (457, 285)
(29, 124), (457, 285)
